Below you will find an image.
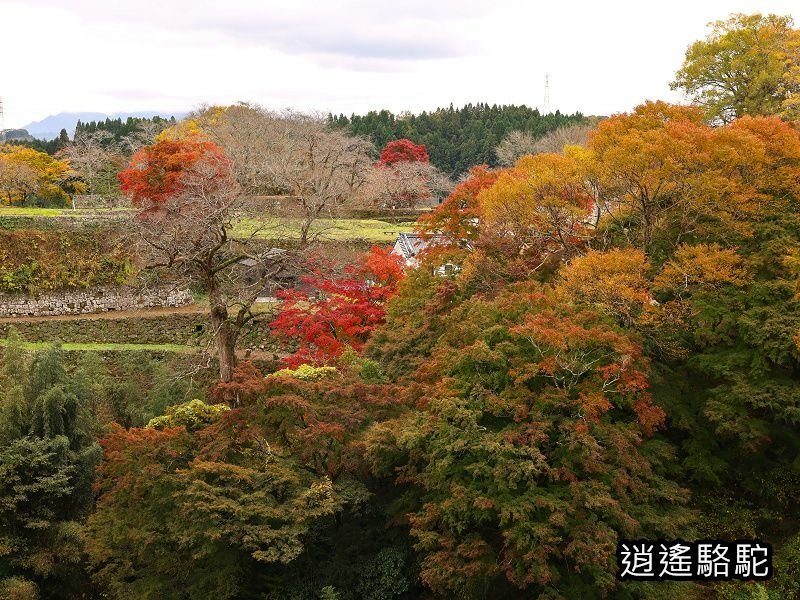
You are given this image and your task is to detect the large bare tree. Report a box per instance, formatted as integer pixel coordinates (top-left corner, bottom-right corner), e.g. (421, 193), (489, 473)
(119, 136), (291, 383)
(120, 120), (172, 155)
(118, 107), (378, 382)
(495, 121), (597, 166)
(57, 130), (117, 199)
(190, 105), (375, 245)
(358, 160), (452, 210)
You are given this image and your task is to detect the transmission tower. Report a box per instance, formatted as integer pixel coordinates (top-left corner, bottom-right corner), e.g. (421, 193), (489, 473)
(0, 97), (4, 131)
(543, 74), (551, 114)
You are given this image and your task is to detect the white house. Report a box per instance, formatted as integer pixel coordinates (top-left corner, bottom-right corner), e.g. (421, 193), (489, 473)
(392, 233), (458, 276)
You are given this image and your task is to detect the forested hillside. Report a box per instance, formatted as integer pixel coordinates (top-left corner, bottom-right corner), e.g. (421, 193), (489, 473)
(73, 116), (178, 144)
(3, 9), (800, 600)
(330, 103), (585, 175)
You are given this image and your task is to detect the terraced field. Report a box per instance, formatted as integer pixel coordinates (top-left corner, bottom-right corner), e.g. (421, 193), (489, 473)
(0, 339), (196, 353)
(0, 208), (416, 242)
(233, 217), (416, 242)
(0, 207), (130, 217)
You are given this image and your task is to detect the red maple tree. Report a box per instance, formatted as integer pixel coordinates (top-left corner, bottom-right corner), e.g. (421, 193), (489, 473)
(378, 139), (430, 165)
(270, 246), (405, 367)
(417, 164), (503, 247)
(118, 137), (232, 210)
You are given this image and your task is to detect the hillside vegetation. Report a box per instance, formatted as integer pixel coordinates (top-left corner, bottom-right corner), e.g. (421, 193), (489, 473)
(3, 11), (800, 600)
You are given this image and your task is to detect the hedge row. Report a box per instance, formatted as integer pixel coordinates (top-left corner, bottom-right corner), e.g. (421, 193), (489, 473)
(0, 311), (281, 352)
(0, 229), (131, 293)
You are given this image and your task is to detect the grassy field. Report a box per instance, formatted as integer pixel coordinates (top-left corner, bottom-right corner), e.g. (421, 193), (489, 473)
(0, 207), (130, 217)
(234, 218), (416, 242)
(0, 208), (416, 242)
(0, 339), (196, 353)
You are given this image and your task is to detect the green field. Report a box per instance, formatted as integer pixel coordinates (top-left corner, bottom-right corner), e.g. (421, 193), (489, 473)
(234, 217), (416, 242)
(0, 207), (130, 217)
(0, 208), (416, 242)
(0, 339), (196, 353)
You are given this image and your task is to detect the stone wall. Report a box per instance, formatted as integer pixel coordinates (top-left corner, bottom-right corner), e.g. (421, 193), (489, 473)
(0, 286), (193, 318)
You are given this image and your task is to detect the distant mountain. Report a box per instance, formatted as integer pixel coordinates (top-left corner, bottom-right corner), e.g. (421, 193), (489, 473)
(0, 128), (34, 142)
(21, 111), (188, 140)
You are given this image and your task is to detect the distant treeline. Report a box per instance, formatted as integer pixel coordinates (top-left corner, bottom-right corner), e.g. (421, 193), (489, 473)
(9, 130), (70, 155)
(8, 116), (179, 155)
(329, 103), (586, 175)
(74, 115), (177, 143)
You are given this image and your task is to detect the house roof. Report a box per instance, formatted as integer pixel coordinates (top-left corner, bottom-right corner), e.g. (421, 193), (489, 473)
(238, 248), (287, 268)
(393, 233), (429, 260)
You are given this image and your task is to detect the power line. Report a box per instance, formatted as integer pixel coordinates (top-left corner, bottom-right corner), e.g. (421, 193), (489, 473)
(543, 74), (551, 114)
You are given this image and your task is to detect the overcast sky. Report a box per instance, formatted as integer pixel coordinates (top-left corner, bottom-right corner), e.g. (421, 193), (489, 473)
(2, 0), (800, 128)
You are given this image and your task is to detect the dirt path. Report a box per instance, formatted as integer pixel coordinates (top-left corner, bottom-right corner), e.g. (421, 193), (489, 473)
(0, 304), (208, 324)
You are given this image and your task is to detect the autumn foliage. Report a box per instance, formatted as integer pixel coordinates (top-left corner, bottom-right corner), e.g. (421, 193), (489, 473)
(15, 29), (800, 597)
(366, 285), (679, 596)
(270, 246), (405, 367)
(417, 164), (502, 249)
(589, 101), (800, 254)
(118, 137), (233, 208)
(378, 138), (430, 165)
(86, 418), (341, 597)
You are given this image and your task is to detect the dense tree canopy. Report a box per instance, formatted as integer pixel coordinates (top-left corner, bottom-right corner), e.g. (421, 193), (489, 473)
(74, 116), (177, 145)
(589, 101), (800, 257)
(672, 13), (800, 123)
(0, 145), (83, 207)
(7, 13), (800, 599)
(362, 97), (800, 598)
(330, 103), (586, 175)
(367, 285), (686, 597)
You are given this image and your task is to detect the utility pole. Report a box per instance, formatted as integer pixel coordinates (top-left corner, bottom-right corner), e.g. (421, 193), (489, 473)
(543, 74), (551, 114)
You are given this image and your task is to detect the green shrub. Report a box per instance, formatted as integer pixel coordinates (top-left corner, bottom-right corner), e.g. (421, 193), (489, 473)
(0, 229), (130, 293)
(146, 399), (230, 431)
(0, 577), (39, 600)
(269, 364), (339, 381)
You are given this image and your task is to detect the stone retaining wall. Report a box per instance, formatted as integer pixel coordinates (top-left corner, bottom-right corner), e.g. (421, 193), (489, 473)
(0, 286), (193, 318)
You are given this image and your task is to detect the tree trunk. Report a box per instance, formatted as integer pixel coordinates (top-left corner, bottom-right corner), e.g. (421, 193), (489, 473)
(299, 217), (313, 248)
(641, 198), (653, 255)
(209, 285), (237, 383)
(212, 309), (237, 383)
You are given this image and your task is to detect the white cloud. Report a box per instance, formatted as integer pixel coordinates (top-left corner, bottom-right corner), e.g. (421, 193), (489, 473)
(2, 0), (799, 128)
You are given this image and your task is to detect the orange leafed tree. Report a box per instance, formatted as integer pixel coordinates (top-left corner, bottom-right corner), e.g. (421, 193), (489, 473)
(590, 101), (800, 254)
(118, 137), (233, 210)
(417, 164), (503, 251)
(555, 248), (650, 327)
(478, 152), (594, 262)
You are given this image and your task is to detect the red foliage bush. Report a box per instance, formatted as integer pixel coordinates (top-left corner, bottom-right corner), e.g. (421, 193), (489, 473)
(118, 137), (232, 207)
(378, 139), (430, 165)
(270, 246), (405, 367)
